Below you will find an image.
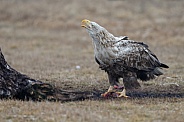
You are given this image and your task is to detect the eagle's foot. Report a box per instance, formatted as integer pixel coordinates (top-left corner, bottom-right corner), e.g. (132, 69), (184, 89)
(101, 86), (128, 98)
(115, 89), (129, 98)
(101, 86), (116, 98)
(101, 91), (114, 98)
(115, 92), (129, 98)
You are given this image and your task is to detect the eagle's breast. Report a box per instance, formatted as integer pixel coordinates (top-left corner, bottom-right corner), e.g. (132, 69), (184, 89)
(94, 43), (118, 65)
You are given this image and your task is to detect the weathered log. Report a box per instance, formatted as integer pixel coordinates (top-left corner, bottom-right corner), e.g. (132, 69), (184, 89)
(0, 48), (99, 101)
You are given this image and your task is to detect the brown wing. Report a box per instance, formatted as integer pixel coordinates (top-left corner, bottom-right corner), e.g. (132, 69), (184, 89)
(115, 41), (162, 72)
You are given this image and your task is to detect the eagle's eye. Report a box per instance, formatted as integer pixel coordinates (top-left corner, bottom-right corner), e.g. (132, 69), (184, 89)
(91, 25), (98, 31)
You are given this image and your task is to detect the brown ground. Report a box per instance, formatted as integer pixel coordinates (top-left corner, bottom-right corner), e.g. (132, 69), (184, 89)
(0, 0), (184, 122)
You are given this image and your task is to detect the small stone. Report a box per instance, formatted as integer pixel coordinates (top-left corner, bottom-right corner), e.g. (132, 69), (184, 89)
(76, 65), (81, 69)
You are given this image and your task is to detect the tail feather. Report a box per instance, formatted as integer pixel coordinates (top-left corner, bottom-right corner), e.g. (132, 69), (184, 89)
(137, 64), (168, 81)
(160, 63), (169, 68)
(153, 67), (163, 76)
(137, 62), (168, 81)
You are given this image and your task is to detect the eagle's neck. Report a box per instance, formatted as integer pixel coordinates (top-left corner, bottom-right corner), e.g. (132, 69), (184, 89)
(90, 30), (117, 66)
(90, 30), (116, 47)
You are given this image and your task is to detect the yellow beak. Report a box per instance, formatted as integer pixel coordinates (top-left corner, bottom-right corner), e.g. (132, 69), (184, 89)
(81, 19), (91, 28)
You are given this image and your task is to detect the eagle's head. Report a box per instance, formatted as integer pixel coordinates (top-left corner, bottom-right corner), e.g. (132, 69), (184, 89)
(81, 19), (115, 45)
(81, 19), (104, 35)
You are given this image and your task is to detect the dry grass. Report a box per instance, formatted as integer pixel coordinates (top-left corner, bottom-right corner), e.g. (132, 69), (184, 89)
(0, 0), (184, 121)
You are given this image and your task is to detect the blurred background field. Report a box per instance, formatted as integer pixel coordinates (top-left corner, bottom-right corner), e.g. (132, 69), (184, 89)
(0, 0), (184, 122)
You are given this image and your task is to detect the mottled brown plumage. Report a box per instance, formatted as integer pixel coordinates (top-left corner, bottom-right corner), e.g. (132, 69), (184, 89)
(81, 19), (169, 97)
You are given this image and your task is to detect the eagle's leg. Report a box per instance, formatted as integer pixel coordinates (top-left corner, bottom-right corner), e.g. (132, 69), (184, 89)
(101, 73), (119, 97)
(115, 89), (129, 98)
(116, 73), (140, 98)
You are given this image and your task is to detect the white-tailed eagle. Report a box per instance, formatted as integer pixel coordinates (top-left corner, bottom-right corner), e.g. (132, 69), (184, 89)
(81, 19), (169, 97)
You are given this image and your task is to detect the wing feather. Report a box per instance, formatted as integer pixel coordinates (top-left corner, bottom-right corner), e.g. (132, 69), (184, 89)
(115, 41), (161, 72)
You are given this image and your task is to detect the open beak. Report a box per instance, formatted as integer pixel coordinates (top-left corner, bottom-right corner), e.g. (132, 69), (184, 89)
(81, 19), (91, 29)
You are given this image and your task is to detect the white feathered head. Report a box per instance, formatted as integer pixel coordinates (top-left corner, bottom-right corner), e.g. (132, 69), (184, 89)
(81, 19), (115, 45)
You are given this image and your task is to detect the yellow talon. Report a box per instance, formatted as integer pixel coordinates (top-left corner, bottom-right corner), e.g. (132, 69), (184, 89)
(116, 89), (129, 98)
(101, 86), (115, 98)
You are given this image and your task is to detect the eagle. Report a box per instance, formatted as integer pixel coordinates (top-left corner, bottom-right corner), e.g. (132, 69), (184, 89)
(81, 19), (169, 98)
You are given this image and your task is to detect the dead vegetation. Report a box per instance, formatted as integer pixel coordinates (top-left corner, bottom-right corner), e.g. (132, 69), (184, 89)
(0, 0), (184, 121)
